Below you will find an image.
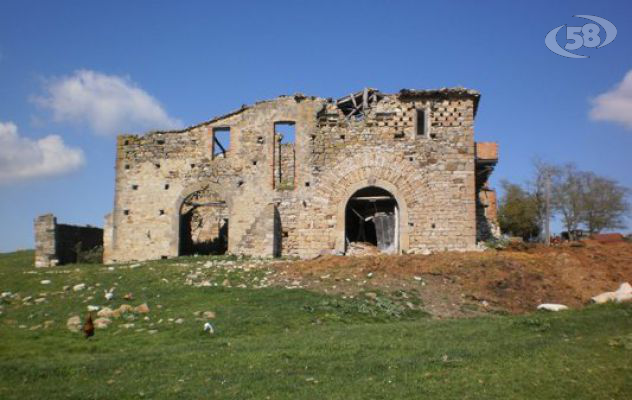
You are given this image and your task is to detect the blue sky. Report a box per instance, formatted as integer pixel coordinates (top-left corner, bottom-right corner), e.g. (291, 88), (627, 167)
(1, 0), (631, 252)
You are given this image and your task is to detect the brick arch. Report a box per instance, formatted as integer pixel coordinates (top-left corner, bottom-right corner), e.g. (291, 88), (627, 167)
(334, 178), (410, 253)
(314, 152), (437, 254)
(169, 182), (226, 256)
(316, 153), (427, 201)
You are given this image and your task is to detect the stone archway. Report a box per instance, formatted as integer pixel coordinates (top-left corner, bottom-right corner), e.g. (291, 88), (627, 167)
(171, 184), (229, 257)
(179, 189), (228, 256)
(345, 186), (399, 254)
(335, 178), (409, 254)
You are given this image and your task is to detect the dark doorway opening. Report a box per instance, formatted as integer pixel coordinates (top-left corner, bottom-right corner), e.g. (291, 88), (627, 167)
(345, 186), (398, 254)
(179, 189), (229, 256)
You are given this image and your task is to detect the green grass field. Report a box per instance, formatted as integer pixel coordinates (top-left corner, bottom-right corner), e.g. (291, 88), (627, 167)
(1, 250), (631, 399)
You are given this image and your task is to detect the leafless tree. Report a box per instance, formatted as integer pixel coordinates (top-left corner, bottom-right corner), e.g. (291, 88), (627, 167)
(580, 172), (630, 234)
(524, 158), (632, 243)
(530, 159), (560, 243)
(551, 164), (585, 240)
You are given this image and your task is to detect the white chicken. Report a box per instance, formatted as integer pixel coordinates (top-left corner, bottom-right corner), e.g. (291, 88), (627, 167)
(203, 322), (215, 334)
(104, 288), (115, 301)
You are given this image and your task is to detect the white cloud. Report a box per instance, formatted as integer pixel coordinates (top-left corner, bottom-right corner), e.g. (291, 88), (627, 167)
(0, 121), (84, 184)
(590, 70), (632, 130)
(35, 70), (181, 135)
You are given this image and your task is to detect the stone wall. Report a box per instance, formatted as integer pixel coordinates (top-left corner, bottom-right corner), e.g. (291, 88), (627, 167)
(475, 142), (500, 241)
(104, 88), (498, 263)
(34, 214), (103, 267)
(34, 214), (57, 267)
(274, 140), (295, 190)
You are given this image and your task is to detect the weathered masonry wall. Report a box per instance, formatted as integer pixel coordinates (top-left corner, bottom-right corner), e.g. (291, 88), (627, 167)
(104, 87), (499, 264)
(34, 214), (103, 267)
(34, 214), (56, 267)
(274, 141), (295, 190)
(475, 142), (500, 240)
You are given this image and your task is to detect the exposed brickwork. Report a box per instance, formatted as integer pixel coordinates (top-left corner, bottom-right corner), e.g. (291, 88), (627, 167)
(103, 88), (499, 263)
(476, 142), (498, 161)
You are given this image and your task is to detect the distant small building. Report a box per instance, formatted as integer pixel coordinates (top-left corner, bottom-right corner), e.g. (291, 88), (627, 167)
(561, 230), (587, 241)
(590, 233), (625, 243)
(34, 214), (103, 267)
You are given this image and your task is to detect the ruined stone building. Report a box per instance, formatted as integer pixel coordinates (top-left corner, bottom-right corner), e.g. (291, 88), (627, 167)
(34, 214), (103, 267)
(91, 87), (499, 264)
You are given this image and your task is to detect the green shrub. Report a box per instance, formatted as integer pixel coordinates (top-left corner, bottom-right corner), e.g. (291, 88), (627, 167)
(483, 237), (509, 250)
(76, 245), (103, 264)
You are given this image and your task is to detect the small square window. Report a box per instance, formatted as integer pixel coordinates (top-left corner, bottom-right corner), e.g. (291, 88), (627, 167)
(132, 185), (139, 190)
(123, 210), (130, 216)
(159, 210), (165, 215)
(124, 164), (130, 170)
(305, 182), (310, 187)
(164, 184), (170, 190)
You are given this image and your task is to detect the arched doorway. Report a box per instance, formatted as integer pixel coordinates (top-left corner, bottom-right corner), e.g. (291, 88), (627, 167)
(345, 186), (399, 254)
(178, 188), (228, 256)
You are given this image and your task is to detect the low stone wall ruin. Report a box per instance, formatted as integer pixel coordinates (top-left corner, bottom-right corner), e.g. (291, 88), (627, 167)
(34, 214), (103, 267)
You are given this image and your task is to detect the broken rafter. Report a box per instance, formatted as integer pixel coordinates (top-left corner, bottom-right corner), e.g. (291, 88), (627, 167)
(349, 207), (364, 220)
(213, 135), (227, 155)
(188, 201), (227, 207)
(345, 106), (360, 120)
(349, 93), (358, 108)
(350, 196), (394, 202)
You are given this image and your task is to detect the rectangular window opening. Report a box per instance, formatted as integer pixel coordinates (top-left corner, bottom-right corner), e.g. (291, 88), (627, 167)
(416, 109), (427, 137)
(274, 122), (296, 190)
(213, 127), (231, 158)
(274, 122), (296, 144)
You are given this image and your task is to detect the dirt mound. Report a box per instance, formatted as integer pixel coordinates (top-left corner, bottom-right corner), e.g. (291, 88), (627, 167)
(272, 241), (632, 317)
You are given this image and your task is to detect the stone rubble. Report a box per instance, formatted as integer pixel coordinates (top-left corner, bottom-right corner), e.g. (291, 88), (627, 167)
(537, 304), (569, 312)
(591, 282), (632, 304)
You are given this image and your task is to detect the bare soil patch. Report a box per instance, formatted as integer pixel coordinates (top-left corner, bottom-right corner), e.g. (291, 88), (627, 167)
(269, 241), (632, 317)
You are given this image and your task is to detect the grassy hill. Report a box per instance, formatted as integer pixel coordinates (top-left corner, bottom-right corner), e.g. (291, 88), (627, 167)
(0, 250), (631, 399)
